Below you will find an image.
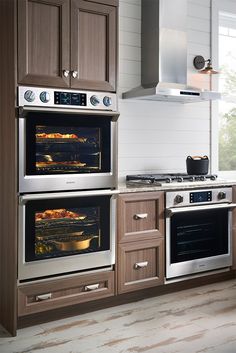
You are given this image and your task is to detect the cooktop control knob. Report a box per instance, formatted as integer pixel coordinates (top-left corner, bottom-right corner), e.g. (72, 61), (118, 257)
(103, 96), (112, 107)
(40, 91), (50, 103)
(218, 191), (226, 200)
(90, 95), (100, 106)
(24, 90), (35, 102)
(175, 195), (184, 204)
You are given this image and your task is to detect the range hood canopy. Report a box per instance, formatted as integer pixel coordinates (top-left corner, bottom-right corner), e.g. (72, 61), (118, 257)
(122, 0), (221, 103)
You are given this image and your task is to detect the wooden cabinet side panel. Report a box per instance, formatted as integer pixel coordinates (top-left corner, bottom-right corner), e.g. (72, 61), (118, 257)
(17, 0), (70, 87)
(71, 0), (117, 91)
(0, 0), (18, 336)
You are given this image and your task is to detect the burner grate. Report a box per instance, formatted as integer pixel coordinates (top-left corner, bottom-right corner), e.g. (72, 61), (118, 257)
(126, 173), (218, 185)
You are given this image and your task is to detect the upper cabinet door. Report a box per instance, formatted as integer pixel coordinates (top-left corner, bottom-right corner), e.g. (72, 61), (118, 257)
(71, 0), (117, 92)
(18, 0), (70, 87)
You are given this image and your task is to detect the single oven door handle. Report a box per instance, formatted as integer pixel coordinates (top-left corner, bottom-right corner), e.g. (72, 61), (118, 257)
(166, 202), (236, 216)
(19, 189), (120, 204)
(18, 106), (119, 121)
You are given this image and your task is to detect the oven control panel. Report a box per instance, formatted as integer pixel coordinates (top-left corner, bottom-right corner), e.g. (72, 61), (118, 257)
(18, 86), (117, 111)
(166, 187), (233, 208)
(190, 191), (212, 203)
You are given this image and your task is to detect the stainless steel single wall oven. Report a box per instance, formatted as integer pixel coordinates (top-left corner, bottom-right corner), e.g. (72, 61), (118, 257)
(166, 187), (236, 280)
(18, 189), (117, 281)
(18, 86), (118, 193)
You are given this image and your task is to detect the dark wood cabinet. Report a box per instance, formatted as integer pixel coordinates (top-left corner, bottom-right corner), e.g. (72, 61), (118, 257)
(18, 270), (115, 316)
(18, 0), (118, 91)
(118, 239), (164, 294)
(18, 0), (70, 87)
(117, 192), (165, 294)
(71, 0), (117, 91)
(117, 192), (165, 243)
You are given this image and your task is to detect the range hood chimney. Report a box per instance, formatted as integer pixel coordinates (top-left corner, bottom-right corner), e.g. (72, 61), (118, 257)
(122, 0), (220, 103)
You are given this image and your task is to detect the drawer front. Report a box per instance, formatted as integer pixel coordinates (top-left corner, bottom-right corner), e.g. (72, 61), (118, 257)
(118, 192), (165, 243)
(18, 271), (114, 316)
(118, 239), (164, 294)
(126, 200), (156, 233)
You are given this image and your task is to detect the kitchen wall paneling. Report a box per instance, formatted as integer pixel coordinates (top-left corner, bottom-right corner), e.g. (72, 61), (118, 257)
(118, 0), (211, 182)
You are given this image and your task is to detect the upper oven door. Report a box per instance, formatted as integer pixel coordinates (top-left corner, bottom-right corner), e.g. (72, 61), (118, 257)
(19, 109), (118, 193)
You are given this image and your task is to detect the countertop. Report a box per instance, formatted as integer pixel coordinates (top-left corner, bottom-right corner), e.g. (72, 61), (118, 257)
(118, 179), (236, 193)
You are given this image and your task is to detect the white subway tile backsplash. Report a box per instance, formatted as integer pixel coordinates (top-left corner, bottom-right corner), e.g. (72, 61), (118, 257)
(188, 30), (210, 46)
(118, 0), (212, 178)
(120, 30), (141, 47)
(119, 17), (141, 33)
(119, 2), (141, 19)
(188, 0), (210, 8)
(188, 2), (210, 20)
(120, 59), (141, 75)
(187, 17), (210, 33)
(119, 44), (141, 61)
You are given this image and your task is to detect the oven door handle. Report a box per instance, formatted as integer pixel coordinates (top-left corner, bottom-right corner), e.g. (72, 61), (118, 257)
(166, 203), (236, 216)
(18, 106), (119, 121)
(19, 189), (120, 204)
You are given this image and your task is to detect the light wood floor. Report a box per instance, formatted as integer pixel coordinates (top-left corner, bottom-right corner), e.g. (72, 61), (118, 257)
(1, 278), (236, 353)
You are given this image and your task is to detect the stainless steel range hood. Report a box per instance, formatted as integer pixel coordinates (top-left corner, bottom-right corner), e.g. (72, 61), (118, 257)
(122, 0), (221, 103)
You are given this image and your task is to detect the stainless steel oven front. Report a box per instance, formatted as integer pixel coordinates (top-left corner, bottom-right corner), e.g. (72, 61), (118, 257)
(165, 187), (236, 280)
(18, 86), (118, 193)
(18, 189), (118, 281)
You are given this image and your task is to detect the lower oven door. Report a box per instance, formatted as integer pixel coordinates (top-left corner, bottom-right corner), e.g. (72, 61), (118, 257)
(166, 203), (235, 280)
(18, 190), (117, 281)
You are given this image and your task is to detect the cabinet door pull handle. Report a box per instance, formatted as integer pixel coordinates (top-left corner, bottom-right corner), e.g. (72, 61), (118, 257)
(36, 293), (52, 301)
(134, 261), (148, 269)
(63, 70), (70, 78)
(84, 283), (100, 291)
(71, 70), (78, 78)
(134, 213), (148, 220)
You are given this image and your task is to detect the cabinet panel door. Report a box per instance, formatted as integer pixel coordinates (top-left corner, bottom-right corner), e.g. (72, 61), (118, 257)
(117, 239), (164, 294)
(18, 271), (115, 316)
(118, 192), (165, 243)
(18, 0), (70, 87)
(71, 0), (117, 91)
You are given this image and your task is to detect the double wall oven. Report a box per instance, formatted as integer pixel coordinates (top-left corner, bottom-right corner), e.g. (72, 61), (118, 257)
(18, 86), (119, 282)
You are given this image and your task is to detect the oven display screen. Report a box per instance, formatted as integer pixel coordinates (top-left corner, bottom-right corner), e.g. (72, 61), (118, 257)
(190, 191), (212, 203)
(54, 92), (87, 106)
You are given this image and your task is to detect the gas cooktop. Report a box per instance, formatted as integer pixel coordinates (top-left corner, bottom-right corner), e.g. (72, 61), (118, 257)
(126, 173), (218, 186)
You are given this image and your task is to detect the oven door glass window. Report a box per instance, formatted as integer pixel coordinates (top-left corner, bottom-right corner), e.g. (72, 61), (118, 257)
(170, 209), (229, 263)
(25, 196), (110, 262)
(26, 113), (111, 175)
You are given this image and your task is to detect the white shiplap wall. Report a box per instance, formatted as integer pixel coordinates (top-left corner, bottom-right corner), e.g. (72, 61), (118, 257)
(118, 0), (211, 182)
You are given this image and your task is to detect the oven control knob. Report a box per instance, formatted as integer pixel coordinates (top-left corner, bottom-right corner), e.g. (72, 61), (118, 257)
(90, 95), (100, 106)
(175, 195), (184, 204)
(218, 191), (226, 200)
(40, 91), (50, 103)
(103, 96), (112, 107)
(24, 90), (35, 102)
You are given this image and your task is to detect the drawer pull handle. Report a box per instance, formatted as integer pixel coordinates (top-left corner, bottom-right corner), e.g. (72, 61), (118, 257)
(134, 261), (148, 269)
(134, 213), (148, 220)
(84, 283), (100, 291)
(36, 293), (52, 301)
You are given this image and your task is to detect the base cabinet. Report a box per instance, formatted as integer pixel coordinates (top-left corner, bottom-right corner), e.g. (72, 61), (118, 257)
(117, 192), (165, 294)
(18, 270), (114, 316)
